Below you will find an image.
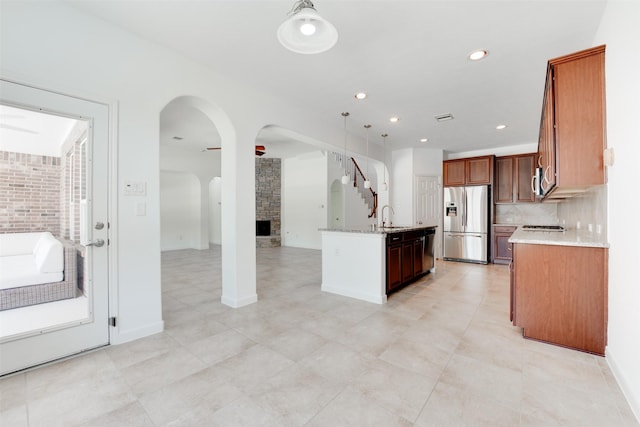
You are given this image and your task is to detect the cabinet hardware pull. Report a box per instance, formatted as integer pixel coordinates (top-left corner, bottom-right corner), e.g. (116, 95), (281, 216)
(544, 165), (552, 184)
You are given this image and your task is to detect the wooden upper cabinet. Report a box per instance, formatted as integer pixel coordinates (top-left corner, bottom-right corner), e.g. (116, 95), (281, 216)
(444, 155), (493, 186)
(494, 153), (536, 204)
(494, 157), (514, 203)
(443, 159), (466, 186)
(466, 156), (493, 185)
(515, 154), (536, 203)
(538, 45), (606, 198)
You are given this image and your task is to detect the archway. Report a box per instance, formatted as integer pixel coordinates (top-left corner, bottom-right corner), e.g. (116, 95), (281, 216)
(159, 95), (256, 310)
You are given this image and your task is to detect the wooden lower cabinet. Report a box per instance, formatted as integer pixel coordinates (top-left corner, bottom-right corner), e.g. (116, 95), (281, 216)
(386, 228), (433, 294)
(387, 244), (402, 292)
(493, 225), (517, 264)
(512, 243), (607, 355)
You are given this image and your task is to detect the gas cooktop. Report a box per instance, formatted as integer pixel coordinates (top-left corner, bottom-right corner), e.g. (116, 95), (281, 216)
(522, 225), (566, 232)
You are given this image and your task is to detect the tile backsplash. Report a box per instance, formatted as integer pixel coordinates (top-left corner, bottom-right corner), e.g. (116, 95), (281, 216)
(557, 185), (607, 237)
(495, 203), (559, 225)
(494, 185), (607, 239)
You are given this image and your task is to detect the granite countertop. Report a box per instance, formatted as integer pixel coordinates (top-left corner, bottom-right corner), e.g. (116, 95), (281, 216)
(509, 226), (609, 248)
(319, 225), (437, 235)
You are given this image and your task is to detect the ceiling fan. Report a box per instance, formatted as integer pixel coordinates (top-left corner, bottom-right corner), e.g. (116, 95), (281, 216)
(203, 145), (266, 156)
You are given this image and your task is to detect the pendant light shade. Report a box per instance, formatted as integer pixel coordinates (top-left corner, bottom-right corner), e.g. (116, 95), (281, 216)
(277, 1), (338, 54)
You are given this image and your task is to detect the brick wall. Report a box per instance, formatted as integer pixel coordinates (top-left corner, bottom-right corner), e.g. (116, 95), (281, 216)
(60, 141), (84, 241)
(255, 158), (281, 236)
(0, 151), (62, 235)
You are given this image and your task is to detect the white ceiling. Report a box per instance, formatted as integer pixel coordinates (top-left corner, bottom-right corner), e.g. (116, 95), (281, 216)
(66, 0), (607, 155)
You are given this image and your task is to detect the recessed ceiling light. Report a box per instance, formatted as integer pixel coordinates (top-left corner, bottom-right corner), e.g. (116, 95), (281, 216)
(389, 117), (400, 123)
(420, 138), (429, 143)
(496, 124), (507, 130)
(469, 49), (489, 61)
(355, 92), (367, 100)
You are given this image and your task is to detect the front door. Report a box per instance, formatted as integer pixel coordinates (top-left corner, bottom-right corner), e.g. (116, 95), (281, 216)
(0, 79), (110, 375)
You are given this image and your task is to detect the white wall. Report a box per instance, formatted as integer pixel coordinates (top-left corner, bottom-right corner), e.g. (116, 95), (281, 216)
(160, 171), (200, 251)
(344, 186), (375, 229)
(390, 147), (444, 227)
(282, 152), (328, 249)
(208, 177), (222, 245)
(593, 1), (640, 420)
(0, 1), (369, 341)
(391, 148), (414, 226)
(414, 148), (444, 258)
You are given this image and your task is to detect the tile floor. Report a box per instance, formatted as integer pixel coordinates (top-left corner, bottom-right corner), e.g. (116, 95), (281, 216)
(1, 246), (638, 426)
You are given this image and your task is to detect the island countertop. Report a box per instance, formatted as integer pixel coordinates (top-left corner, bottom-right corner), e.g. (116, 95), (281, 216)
(319, 225), (437, 235)
(509, 226), (609, 248)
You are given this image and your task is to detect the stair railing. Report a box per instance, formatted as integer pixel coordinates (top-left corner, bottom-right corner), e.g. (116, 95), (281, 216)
(350, 157), (377, 218)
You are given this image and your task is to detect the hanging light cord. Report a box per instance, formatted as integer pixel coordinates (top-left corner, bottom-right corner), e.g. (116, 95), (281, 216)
(382, 133), (388, 184)
(364, 125), (371, 179)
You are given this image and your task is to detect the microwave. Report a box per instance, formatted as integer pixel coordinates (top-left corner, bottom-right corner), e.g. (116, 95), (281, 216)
(532, 167), (544, 197)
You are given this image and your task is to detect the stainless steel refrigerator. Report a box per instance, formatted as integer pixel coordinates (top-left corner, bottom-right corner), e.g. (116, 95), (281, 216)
(443, 185), (489, 264)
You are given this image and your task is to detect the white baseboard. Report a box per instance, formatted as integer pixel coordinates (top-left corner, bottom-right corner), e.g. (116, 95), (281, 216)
(321, 283), (386, 305)
(606, 347), (640, 423)
(110, 320), (164, 345)
(221, 293), (258, 308)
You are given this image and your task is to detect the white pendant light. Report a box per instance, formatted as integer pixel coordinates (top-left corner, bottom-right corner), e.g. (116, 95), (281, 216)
(364, 124), (371, 189)
(381, 133), (388, 191)
(277, 1), (338, 54)
(341, 112), (350, 185)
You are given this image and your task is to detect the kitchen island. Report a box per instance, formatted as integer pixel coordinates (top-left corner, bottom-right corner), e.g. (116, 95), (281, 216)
(509, 225), (609, 355)
(319, 225), (436, 304)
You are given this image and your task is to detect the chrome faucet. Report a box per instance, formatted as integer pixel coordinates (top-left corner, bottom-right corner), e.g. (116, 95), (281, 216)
(381, 205), (395, 227)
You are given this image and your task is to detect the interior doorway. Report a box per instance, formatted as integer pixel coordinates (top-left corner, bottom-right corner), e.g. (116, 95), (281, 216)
(415, 175), (442, 258)
(159, 97), (223, 326)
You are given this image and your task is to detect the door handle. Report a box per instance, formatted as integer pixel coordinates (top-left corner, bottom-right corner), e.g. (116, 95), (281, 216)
(84, 238), (105, 247)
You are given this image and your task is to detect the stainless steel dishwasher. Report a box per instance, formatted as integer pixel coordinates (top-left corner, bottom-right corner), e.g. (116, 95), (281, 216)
(424, 227), (436, 271)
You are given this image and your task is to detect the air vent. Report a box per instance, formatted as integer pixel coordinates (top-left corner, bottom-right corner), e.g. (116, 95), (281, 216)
(434, 113), (454, 122)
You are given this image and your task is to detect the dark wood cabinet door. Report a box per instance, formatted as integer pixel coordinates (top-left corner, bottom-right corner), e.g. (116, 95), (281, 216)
(513, 243), (607, 355)
(515, 154), (536, 202)
(494, 234), (513, 260)
(538, 45), (605, 198)
(387, 245), (402, 292)
(401, 242), (414, 283)
(554, 48), (606, 188)
(443, 159), (465, 186)
(413, 238), (424, 276)
(494, 157), (514, 203)
(492, 226), (517, 264)
(466, 156), (493, 185)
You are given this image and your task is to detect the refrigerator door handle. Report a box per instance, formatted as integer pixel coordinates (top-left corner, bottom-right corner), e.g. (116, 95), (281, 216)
(462, 189), (467, 229)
